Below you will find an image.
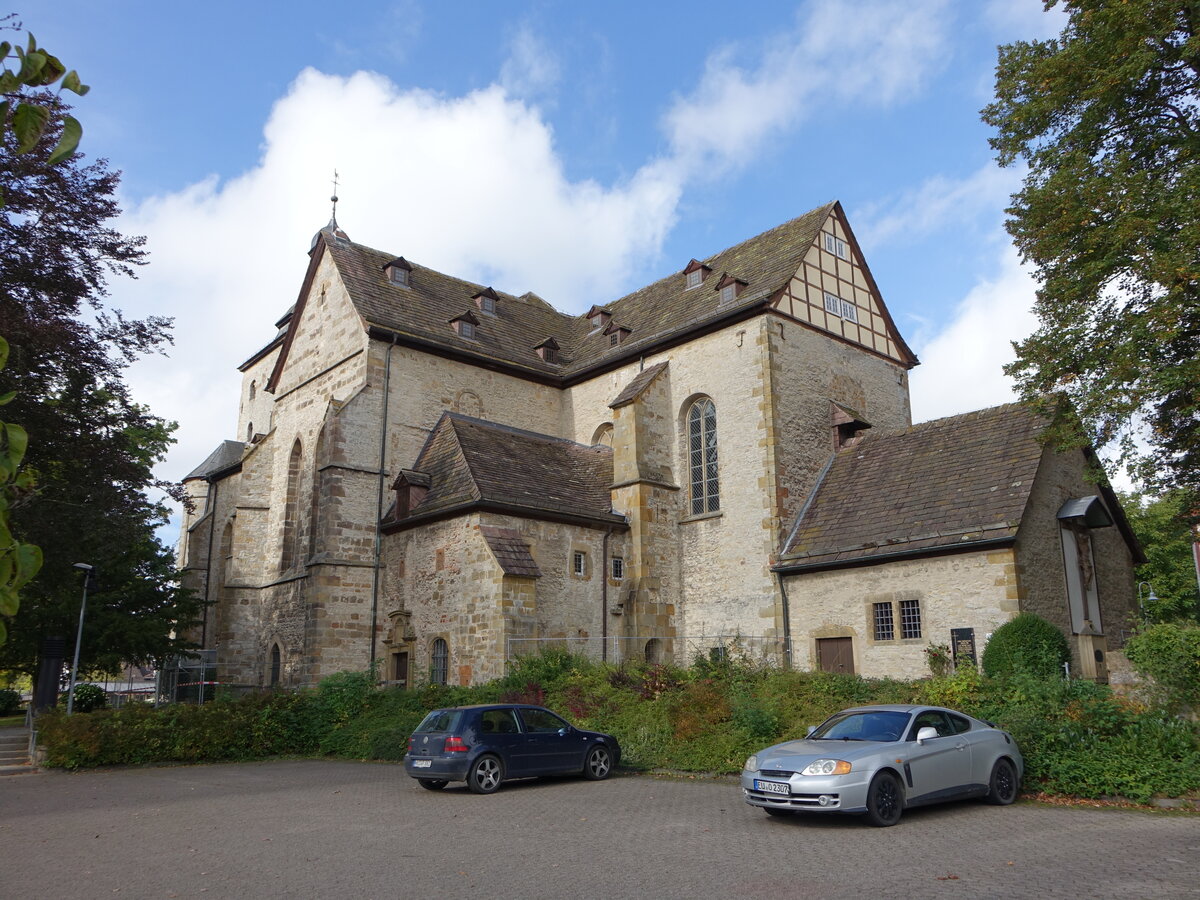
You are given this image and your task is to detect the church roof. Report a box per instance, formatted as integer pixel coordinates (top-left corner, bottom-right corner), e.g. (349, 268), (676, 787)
(383, 413), (627, 531)
(777, 404), (1047, 571)
(183, 440), (246, 482)
(304, 201), (885, 384)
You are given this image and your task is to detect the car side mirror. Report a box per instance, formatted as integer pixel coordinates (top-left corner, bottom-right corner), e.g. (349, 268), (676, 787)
(916, 726), (938, 744)
(805, 725), (817, 737)
(558, 727), (570, 736)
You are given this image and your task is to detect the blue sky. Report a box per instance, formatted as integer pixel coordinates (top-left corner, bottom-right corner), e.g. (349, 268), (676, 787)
(30, 1), (1068, 517)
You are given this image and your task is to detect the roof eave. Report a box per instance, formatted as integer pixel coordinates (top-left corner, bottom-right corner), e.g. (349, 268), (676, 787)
(773, 534), (1017, 575)
(381, 500), (629, 535)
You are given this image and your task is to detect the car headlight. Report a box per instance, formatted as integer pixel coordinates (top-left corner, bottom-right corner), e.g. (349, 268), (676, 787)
(744, 755), (759, 772)
(800, 759), (852, 776)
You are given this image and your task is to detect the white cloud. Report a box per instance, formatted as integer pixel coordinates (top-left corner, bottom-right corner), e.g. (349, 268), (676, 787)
(662, 0), (951, 177)
(909, 242), (1038, 423)
(857, 162), (1021, 248)
(500, 24), (561, 102)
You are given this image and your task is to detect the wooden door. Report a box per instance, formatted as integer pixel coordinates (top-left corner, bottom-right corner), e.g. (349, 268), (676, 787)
(817, 637), (854, 674)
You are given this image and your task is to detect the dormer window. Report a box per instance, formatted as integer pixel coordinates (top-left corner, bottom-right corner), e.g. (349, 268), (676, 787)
(393, 469), (431, 519)
(383, 256), (413, 288)
(473, 287), (500, 315)
(535, 337), (560, 364)
(683, 259), (712, 289)
(605, 323), (631, 347)
(449, 310), (480, 340)
(716, 274), (747, 305)
(585, 305), (612, 330)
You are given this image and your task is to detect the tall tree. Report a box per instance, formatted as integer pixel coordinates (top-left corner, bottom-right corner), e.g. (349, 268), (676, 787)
(0, 90), (204, 677)
(984, 1), (1200, 506)
(1120, 490), (1200, 621)
(0, 24), (91, 646)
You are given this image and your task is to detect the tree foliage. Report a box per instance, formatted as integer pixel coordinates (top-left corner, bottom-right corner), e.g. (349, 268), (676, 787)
(0, 23), (90, 645)
(1119, 489), (1200, 620)
(983, 1), (1200, 506)
(0, 26), (204, 672)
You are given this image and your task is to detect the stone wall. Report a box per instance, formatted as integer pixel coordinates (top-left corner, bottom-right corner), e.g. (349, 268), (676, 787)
(784, 549), (1019, 678)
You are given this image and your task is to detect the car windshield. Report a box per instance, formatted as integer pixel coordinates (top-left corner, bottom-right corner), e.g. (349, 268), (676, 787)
(413, 709), (461, 734)
(810, 710), (909, 742)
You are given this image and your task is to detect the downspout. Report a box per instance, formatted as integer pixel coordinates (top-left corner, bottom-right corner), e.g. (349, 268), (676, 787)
(369, 335), (398, 673)
(774, 570), (792, 670)
(201, 479), (219, 648)
(601, 527), (612, 661)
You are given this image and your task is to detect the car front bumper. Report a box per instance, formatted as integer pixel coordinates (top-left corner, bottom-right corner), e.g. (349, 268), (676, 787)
(740, 770), (874, 814)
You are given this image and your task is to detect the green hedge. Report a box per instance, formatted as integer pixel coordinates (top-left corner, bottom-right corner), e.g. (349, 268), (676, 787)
(35, 652), (1200, 803)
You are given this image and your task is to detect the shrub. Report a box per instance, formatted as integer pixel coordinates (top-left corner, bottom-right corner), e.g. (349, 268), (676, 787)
(1124, 622), (1200, 713)
(982, 613), (1071, 679)
(0, 688), (21, 716)
(64, 683), (108, 713)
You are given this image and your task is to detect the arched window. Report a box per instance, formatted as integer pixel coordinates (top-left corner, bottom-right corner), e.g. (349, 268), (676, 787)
(591, 422), (613, 446)
(430, 638), (449, 686)
(280, 439), (303, 571)
(687, 398), (719, 514)
(269, 643), (282, 686)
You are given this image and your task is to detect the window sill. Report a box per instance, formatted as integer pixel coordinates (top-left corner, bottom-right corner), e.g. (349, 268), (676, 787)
(679, 510), (723, 525)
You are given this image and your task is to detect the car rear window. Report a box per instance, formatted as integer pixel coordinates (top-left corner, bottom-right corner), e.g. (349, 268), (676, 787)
(414, 709), (461, 734)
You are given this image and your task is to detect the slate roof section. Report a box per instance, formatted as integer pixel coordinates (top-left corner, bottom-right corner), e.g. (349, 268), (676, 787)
(777, 404), (1047, 570)
(184, 440), (246, 482)
(478, 526), (542, 577)
(384, 413), (627, 531)
(609, 361), (669, 409)
(298, 201), (897, 385)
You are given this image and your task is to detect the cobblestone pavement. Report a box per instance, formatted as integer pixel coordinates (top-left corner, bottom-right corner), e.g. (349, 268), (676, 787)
(2, 761), (1196, 899)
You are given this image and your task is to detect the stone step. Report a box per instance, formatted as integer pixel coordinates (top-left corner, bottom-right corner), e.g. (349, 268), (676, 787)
(0, 763), (35, 776)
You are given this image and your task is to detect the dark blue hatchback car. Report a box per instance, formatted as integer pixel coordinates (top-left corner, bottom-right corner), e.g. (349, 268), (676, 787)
(403, 703), (621, 794)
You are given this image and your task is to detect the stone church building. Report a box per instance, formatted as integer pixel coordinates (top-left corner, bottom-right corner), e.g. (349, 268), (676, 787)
(178, 201), (1141, 688)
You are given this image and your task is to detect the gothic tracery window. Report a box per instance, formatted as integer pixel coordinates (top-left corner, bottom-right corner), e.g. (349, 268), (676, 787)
(687, 398), (720, 515)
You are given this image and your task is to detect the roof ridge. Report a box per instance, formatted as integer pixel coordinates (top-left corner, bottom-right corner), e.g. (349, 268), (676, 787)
(443, 411), (612, 453)
(865, 402), (1036, 443)
(600, 200), (837, 318)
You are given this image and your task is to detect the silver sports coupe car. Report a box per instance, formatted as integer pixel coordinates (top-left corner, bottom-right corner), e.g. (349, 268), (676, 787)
(741, 704), (1023, 826)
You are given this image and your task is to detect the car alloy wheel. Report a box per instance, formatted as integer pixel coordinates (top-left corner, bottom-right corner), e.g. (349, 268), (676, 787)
(985, 758), (1018, 805)
(864, 771), (903, 827)
(468, 755), (503, 794)
(583, 745), (612, 780)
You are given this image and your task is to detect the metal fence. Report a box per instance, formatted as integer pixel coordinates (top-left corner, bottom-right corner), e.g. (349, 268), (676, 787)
(505, 634), (786, 668)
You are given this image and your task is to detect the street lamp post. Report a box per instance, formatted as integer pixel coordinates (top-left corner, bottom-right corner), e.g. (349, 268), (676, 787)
(66, 563), (94, 715)
(1136, 581), (1159, 622)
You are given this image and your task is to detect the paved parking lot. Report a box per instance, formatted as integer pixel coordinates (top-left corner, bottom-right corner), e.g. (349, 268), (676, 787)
(1, 760), (1196, 899)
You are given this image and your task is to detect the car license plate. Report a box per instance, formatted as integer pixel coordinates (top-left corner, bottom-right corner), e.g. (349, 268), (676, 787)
(755, 779), (789, 796)
(412, 759), (431, 768)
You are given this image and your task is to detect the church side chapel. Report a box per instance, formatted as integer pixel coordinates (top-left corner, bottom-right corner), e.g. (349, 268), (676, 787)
(177, 200), (1141, 689)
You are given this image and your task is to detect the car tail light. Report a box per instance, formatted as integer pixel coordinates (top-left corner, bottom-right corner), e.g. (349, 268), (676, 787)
(406, 737), (413, 752)
(444, 735), (469, 752)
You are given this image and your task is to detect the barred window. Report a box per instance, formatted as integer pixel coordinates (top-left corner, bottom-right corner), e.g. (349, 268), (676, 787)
(899, 598), (922, 639)
(687, 398), (720, 515)
(611, 556), (624, 580)
(430, 638), (448, 686)
(573, 551), (586, 577)
(873, 602), (894, 641)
